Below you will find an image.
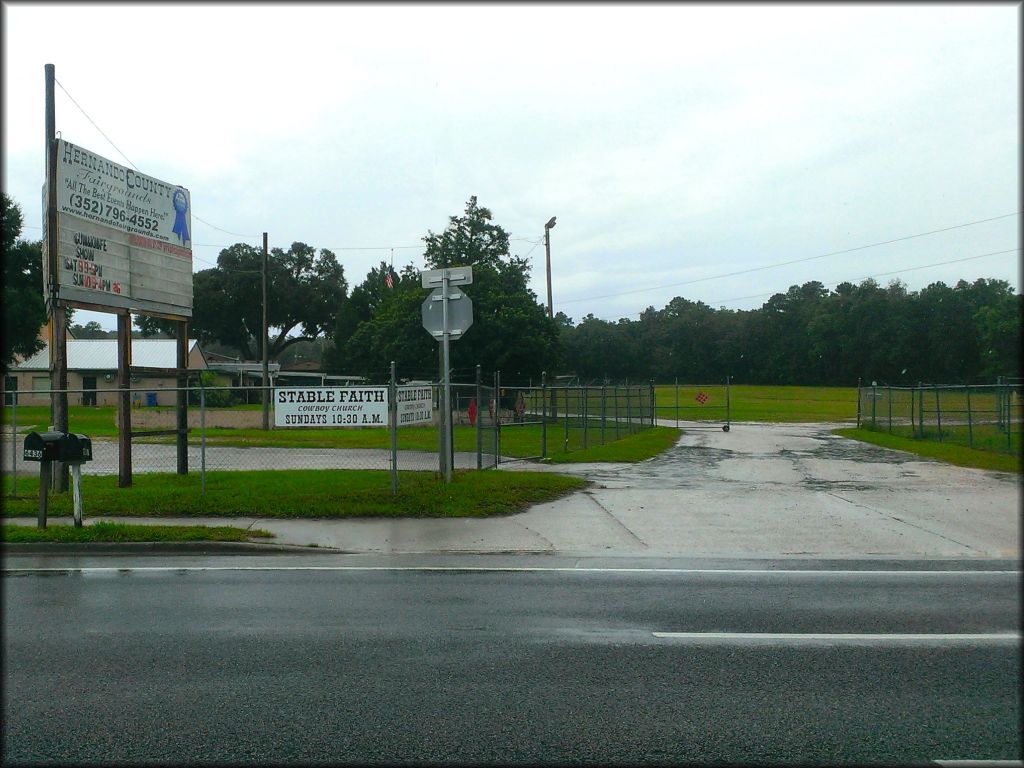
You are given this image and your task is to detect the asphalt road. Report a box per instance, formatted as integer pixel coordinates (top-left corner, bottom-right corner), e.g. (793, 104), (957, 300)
(3, 555), (1020, 765)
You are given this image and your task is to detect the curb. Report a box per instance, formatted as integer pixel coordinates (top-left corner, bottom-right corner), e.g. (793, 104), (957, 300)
(1, 541), (349, 555)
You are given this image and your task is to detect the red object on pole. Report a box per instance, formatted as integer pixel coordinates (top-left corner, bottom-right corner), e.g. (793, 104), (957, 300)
(468, 398), (478, 426)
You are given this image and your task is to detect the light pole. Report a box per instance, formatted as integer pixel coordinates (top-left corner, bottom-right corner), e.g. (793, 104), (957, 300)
(544, 216), (556, 318)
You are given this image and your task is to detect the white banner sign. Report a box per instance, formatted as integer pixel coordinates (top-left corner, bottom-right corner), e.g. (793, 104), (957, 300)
(51, 139), (193, 317)
(274, 387), (389, 427)
(396, 385), (433, 426)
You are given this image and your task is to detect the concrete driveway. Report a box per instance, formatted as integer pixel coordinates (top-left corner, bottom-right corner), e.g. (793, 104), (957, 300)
(12, 422), (1016, 559)
(498, 421), (1019, 559)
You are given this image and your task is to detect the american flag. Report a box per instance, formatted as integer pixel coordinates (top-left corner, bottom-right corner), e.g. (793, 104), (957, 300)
(384, 271), (394, 289)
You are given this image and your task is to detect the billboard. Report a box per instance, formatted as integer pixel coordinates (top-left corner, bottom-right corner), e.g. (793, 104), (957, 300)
(49, 139), (193, 318)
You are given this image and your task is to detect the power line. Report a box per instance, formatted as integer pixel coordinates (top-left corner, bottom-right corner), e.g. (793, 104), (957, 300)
(55, 77), (261, 239)
(559, 211), (1022, 306)
(55, 78), (139, 172)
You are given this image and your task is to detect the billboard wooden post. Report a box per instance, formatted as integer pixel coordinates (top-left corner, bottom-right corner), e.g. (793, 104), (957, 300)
(45, 63), (69, 493)
(177, 320), (188, 474)
(117, 312), (132, 487)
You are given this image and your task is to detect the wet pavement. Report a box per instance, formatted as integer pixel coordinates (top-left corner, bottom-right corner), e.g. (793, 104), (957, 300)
(5, 421), (1020, 558)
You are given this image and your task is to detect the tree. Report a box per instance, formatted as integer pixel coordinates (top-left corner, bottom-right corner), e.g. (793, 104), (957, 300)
(70, 321), (117, 339)
(137, 241), (349, 360)
(422, 196), (511, 270)
(2, 193), (47, 370)
(330, 198), (561, 381)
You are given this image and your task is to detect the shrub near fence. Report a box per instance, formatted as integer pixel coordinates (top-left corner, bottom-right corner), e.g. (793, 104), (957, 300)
(857, 379), (1022, 455)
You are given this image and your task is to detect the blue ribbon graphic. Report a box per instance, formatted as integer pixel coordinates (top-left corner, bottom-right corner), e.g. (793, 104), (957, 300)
(171, 187), (190, 244)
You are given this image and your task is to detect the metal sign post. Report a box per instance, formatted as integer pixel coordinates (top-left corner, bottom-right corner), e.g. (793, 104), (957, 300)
(421, 267), (474, 483)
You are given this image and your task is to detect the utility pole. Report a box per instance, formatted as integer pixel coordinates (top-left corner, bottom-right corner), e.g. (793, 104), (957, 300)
(262, 232), (269, 430)
(45, 63), (68, 492)
(543, 216), (556, 318)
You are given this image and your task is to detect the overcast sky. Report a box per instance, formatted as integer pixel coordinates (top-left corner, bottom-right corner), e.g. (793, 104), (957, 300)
(3, 3), (1020, 331)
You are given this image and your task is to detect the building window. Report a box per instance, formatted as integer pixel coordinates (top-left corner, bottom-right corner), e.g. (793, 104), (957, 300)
(32, 376), (50, 393)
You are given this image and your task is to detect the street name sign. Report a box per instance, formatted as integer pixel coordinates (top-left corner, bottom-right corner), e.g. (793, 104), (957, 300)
(421, 266), (473, 288)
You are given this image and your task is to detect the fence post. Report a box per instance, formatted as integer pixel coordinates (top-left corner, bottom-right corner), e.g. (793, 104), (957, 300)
(541, 371), (547, 459)
(476, 364), (482, 471)
(725, 375), (731, 429)
(934, 386), (943, 442)
(856, 378), (861, 428)
(887, 385), (892, 433)
(491, 372), (499, 468)
(871, 382), (877, 428)
(563, 385), (569, 454)
(615, 384), (620, 440)
(390, 361), (398, 494)
(11, 395), (17, 497)
(921, 382), (929, 438)
(1007, 382), (1013, 453)
(601, 383), (607, 445)
(909, 385), (915, 438)
(200, 377), (207, 496)
(626, 386), (633, 434)
(649, 379), (655, 426)
(965, 384), (973, 449)
(491, 370), (499, 466)
(582, 384), (588, 449)
(675, 377), (679, 428)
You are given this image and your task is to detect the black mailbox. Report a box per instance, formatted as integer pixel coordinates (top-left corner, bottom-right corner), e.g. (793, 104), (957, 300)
(23, 431), (64, 462)
(22, 432), (93, 463)
(60, 433), (93, 463)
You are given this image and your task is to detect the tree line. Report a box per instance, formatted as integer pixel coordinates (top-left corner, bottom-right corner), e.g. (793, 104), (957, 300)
(560, 278), (1020, 386)
(3, 192), (1019, 385)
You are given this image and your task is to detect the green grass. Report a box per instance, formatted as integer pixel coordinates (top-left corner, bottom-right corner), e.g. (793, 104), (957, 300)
(1, 469), (587, 519)
(2, 405), (119, 436)
(541, 426), (681, 463)
(655, 384), (858, 423)
(833, 428), (1021, 473)
(2, 520), (274, 543)
(6, 414), (666, 463)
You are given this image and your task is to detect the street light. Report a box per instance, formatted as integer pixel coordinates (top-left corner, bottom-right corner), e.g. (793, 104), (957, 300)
(544, 216), (556, 318)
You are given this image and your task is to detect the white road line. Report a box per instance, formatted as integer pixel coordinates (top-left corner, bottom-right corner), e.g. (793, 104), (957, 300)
(2, 566), (1021, 575)
(4, 561), (1019, 573)
(652, 632), (1021, 643)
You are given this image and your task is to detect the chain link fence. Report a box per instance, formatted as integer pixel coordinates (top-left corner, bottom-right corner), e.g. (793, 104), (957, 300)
(653, 378), (732, 431)
(857, 378), (1022, 455)
(494, 379), (655, 460)
(2, 372), (658, 496)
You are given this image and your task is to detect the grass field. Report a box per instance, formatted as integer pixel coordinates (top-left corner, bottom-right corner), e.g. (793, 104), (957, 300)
(833, 428), (1020, 473)
(1, 469), (587, 519)
(654, 384), (858, 423)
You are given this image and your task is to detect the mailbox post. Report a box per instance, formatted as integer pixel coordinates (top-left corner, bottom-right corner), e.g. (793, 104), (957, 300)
(62, 434), (93, 527)
(23, 432), (92, 529)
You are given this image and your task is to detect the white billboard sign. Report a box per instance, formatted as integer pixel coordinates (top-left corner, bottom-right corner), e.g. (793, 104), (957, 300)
(396, 385), (433, 426)
(51, 139), (193, 317)
(274, 387), (389, 427)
